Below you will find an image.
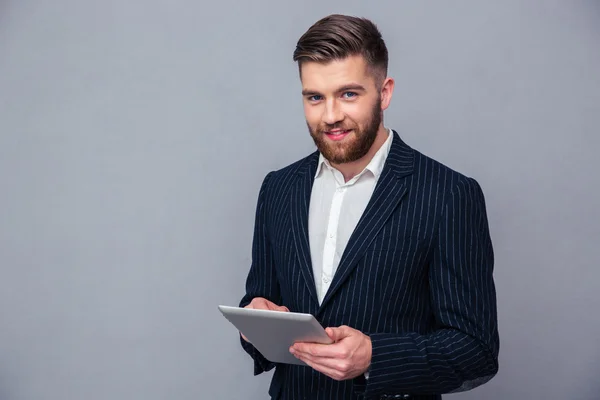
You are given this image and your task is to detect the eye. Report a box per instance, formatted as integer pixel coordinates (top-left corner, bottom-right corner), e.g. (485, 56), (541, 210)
(308, 95), (323, 102)
(342, 92), (357, 99)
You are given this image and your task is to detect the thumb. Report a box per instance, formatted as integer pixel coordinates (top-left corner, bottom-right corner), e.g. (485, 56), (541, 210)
(326, 326), (352, 342)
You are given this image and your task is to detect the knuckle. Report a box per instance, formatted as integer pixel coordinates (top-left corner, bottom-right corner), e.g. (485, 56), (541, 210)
(256, 299), (269, 309)
(340, 362), (350, 373)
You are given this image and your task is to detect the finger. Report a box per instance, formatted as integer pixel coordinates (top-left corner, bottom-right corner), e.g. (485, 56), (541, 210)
(326, 326), (352, 342)
(250, 298), (272, 310)
(257, 298), (271, 309)
(240, 330), (252, 343)
(247, 298), (289, 312)
(292, 342), (327, 356)
(293, 350), (351, 371)
(247, 298), (262, 309)
(292, 342), (348, 359)
(265, 301), (289, 312)
(293, 353), (347, 381)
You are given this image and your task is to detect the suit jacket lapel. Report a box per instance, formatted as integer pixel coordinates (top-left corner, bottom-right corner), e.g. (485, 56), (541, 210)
(290, 151), (320, 305)
(317, 131), (415, 313)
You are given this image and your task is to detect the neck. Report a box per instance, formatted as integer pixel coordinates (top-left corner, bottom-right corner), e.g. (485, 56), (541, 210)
(331, 125), (389, 182)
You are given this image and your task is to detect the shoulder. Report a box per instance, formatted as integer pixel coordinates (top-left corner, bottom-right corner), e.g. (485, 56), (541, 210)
(402, 143), (488, 220)
(254, 150), (319, 208)
(260, 151), (319, 190)
(410, 146), (482, 195)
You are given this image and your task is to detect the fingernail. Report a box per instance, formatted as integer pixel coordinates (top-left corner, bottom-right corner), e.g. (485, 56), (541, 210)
(289, 348), (295, 354)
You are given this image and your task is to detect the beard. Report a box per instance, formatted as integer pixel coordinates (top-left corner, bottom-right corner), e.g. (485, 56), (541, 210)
(307, 97), (382, 164)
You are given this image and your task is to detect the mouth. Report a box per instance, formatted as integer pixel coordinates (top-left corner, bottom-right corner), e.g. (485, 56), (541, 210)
(324, 129), (352, 141)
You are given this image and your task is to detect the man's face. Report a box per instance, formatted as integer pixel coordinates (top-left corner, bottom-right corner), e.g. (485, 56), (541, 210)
(300, 55), (383, 164)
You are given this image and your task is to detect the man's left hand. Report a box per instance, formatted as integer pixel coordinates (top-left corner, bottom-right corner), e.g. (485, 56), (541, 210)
(290, 325), (371, 381)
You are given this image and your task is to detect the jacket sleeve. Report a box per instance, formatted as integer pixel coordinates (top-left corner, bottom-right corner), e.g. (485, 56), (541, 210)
(238, 172), (282, 375)
(358, 177), (499, 398)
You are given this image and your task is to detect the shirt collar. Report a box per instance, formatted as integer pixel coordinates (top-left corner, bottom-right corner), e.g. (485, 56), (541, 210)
(314, 128), (394, 180)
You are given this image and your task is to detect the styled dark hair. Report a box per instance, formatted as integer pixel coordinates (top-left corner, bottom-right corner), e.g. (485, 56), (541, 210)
(293, 14), (388, 83)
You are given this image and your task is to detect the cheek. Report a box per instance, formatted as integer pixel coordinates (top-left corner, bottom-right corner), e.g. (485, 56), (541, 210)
(341, 104), (367, 125)
(303, 105), (321, 126)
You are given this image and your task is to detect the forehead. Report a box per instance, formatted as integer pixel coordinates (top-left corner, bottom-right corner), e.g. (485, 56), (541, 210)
(300, 55), (375, 92)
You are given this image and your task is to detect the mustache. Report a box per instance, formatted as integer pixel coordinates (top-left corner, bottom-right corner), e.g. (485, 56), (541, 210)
(314, 124), (354, 133)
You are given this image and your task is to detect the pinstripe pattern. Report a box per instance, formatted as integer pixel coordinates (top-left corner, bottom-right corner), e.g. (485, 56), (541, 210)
(239, 131), (499, 399)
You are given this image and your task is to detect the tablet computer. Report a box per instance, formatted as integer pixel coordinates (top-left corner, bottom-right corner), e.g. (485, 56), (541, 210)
(218, 305), (333, 366)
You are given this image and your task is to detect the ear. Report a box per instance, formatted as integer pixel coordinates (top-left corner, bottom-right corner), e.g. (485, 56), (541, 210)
(380, 77), (395, 111)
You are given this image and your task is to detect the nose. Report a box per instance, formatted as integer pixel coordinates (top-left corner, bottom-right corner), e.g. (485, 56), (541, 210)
(322, 99), (343, 126)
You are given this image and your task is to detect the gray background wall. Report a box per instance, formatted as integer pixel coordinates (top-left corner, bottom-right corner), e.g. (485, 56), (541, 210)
(0, 0), (599, 399)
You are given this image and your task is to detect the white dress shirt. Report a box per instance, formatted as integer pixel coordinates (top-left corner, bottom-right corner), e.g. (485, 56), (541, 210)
(308, 129), (394, 304)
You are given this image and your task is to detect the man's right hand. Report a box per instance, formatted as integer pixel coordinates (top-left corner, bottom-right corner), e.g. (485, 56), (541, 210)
(241, 297), (289, 342)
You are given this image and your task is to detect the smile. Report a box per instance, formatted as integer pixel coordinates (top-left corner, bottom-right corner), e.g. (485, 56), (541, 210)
(325, 129), (352, 141)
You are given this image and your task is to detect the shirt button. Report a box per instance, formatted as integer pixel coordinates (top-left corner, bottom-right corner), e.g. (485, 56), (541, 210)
(336, 187), (344, 193)
(323, 277), (330, 283)
(329, 233), (334, 238)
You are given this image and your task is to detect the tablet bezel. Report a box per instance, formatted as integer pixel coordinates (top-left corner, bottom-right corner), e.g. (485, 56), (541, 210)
(218, 305), (333, 366)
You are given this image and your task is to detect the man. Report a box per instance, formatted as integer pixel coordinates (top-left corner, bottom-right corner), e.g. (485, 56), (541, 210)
(238, 14), (499, 400)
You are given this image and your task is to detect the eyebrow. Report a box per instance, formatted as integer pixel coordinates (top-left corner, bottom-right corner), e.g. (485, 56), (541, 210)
(302, 83), (367, 97)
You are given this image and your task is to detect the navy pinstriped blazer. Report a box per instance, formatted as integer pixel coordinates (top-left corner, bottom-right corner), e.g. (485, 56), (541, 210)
(239, 131), (499, 400)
